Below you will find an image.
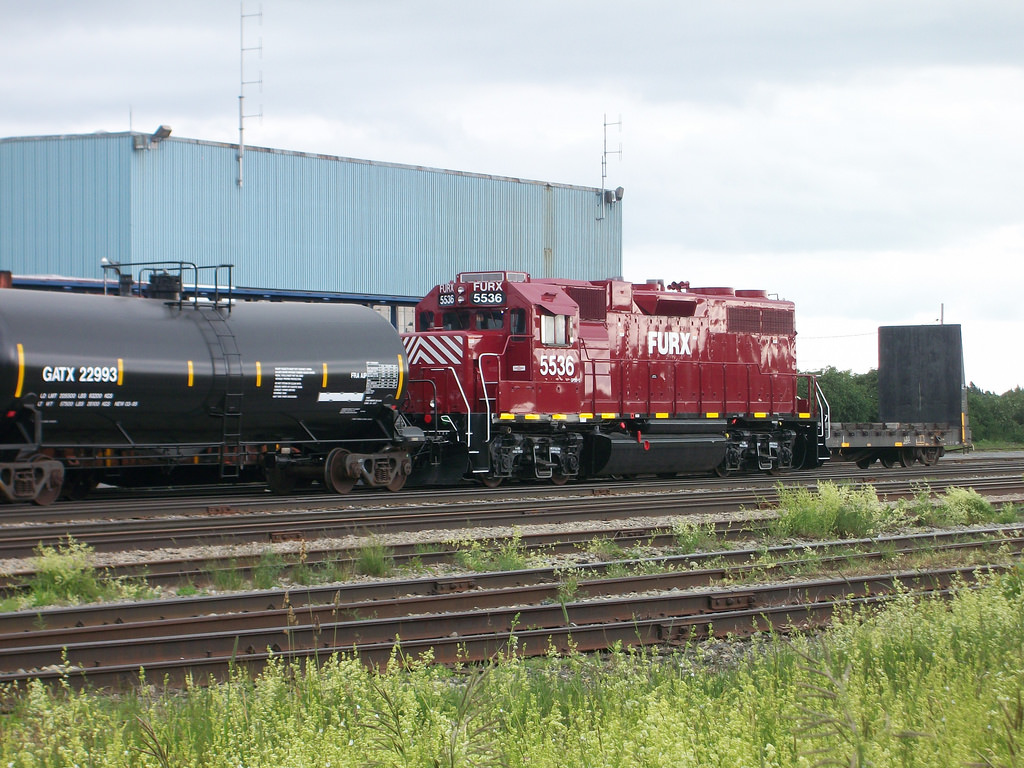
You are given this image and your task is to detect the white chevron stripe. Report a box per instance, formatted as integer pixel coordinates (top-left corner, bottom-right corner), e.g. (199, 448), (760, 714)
(404, 335), (464, 366)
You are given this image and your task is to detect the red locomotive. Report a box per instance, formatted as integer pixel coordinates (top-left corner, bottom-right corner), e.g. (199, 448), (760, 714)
(402, 271), (829, 486)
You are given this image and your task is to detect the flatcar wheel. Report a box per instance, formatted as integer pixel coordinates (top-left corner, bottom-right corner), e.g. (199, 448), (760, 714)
(855, 457), (874, 469)
(479, 475), (503, 489)
(31, 456), (63, 506)
(324, 448), (356, 495)
(919, 447), (941, 466)
(898, 448), (915, 468)
(881, 456), (897, 469)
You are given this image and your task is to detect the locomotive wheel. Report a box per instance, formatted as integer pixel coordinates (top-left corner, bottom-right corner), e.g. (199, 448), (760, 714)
(324, 449), (356, 494)
(31, 455), (63, 506)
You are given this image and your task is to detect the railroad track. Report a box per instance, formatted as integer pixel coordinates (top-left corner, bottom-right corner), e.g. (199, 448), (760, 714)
(0, 453), (1013, 526)
(2, 526), (1019, 689)
(1, 469), (1021, 562)
(0, 516), (775, 591)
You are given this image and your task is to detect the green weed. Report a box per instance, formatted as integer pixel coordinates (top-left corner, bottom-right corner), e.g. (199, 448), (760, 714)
(451, 528), (529, 572)
(355, 538), (395, 578)
(253, 550), (286, 590)
(771, 481), (888, 539)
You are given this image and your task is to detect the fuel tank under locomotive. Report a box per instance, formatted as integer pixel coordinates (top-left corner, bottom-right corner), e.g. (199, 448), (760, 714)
(0, 289), (411, 502)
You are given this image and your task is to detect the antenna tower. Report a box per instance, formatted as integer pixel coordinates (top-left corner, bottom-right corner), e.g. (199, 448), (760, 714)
(238, 3), (263, 188)
(598, 113), (622, 219)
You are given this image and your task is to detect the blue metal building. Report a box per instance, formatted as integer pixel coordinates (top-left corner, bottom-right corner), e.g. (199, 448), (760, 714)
(0, 131), (623, 298)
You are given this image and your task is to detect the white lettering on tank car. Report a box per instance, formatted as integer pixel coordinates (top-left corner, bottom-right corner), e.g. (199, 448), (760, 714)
(317, 392), (365, 402)
(42, 366), (77, 382)
(646, 331), (692, 356)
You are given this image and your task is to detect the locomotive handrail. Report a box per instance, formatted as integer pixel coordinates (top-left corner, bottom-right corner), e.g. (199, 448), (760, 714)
(417, 366), (474, 450)
(814, 377), (831, 439)
(477, 353), (502, 446)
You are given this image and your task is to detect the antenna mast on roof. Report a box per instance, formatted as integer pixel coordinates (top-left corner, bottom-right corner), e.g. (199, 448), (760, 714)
(598, 113), (622, 220)
(238, 2), (263, 188)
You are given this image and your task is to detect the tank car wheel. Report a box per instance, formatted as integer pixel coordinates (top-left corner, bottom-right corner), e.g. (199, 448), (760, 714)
(324, 449), (356, 495)
(550, 472), (570, 486)
(266, 467), (296, 495)
(386, 469), (407, 492)
(713, 464), (731, 478)
(30, 455), (63, 506)
(479, 475), (503, 489)
(62, 471), (98, 501)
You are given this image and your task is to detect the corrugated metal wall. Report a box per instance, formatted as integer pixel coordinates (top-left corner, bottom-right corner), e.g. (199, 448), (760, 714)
(2, 133), (622, 295)
(1, 135), (131, 275)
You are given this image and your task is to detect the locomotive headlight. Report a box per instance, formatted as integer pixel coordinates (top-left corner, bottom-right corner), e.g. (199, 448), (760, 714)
(457, 286), (465, 294)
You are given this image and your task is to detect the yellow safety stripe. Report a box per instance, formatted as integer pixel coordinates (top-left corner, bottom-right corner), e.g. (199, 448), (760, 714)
(14, 344), (25, 398)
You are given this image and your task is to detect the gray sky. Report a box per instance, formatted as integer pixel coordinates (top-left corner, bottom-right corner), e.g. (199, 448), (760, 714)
(2, 1), (1022, 393)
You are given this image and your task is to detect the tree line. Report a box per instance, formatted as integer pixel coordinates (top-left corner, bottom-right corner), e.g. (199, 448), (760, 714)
(808, 367), (1024, 445)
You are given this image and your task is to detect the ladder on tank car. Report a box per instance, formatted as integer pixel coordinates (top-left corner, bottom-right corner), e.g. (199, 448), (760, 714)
(199, 311), (244, 478)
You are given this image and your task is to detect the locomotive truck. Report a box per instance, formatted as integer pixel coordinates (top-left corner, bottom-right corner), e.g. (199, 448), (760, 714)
(0, 263), (876, 504)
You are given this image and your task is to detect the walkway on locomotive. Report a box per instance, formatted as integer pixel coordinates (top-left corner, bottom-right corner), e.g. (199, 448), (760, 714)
(401, 271), (818, 428)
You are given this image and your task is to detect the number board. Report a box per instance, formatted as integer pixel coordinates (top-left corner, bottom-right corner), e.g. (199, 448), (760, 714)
(469, 290), (505, 306)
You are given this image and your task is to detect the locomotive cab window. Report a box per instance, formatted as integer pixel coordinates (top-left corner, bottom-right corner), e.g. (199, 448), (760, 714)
(474, 310), (504, 330)
(418, 311), (434, 331)
(510, 308), (528, 336)
(442, 311), (470, 330)
(540, 313), (572, 346)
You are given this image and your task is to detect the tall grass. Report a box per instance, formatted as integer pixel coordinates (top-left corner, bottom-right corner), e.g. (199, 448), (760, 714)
(2, 574), (1022, 767)
(771, 481), (1021, 541)
(19, 536), (154, 608)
